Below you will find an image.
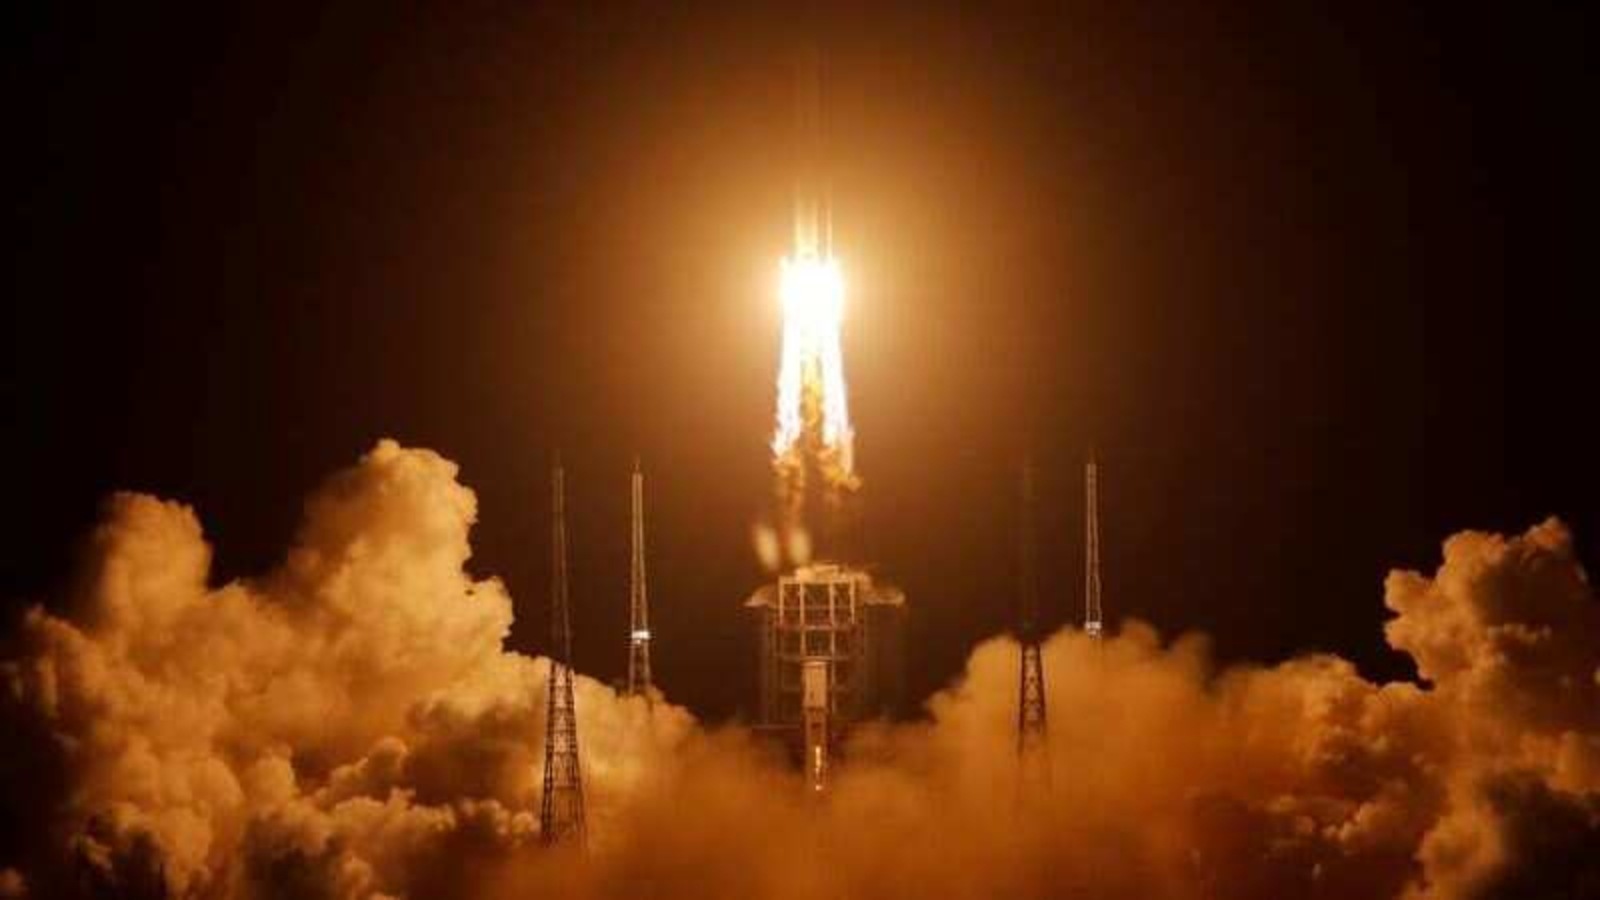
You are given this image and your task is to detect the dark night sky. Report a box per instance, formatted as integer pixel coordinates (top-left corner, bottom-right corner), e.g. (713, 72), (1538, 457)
(2, 3), (1595, 719)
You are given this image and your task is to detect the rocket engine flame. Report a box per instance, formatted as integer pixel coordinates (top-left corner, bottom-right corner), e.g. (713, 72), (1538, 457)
(761, 53), (860, 570)
(764, 248), (859, 570)
(772, 253), (853, 478)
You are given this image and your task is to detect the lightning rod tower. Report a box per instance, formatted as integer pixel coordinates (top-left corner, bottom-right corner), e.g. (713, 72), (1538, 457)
(1085, 454), (1103, 639)
(625, 457), (653, 700)
(1017, 460), (1049, 770)
(540, 459), (587, 848)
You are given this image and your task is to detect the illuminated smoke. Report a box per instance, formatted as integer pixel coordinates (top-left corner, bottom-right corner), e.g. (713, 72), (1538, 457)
(3, 444), (1598, 899)
(0, 441), (693, 899)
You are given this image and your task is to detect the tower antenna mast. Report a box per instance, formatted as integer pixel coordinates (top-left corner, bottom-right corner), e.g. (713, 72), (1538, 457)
(540, 458), (588, 847)
(1017, 460), (1049, 773)
(626, 457), (653, 701)
(1085, 454), (1103, 640)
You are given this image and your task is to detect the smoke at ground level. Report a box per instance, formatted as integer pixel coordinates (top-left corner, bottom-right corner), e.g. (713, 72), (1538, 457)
(2, 441), (1597, 899)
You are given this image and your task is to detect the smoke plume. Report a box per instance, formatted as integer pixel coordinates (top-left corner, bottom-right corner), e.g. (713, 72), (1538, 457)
(3, 441), (1598, 898)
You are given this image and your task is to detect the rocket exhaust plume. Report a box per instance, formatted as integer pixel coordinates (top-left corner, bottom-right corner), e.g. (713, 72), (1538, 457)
(771, 252), (857, 521)
(768, 51), (859, 569)
(772, 252), (852, 472)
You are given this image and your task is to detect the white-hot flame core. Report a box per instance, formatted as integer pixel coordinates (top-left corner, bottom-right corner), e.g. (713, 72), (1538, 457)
(773, 254), (853, 466)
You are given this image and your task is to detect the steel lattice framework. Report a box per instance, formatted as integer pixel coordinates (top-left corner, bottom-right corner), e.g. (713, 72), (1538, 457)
(625, 458), (653, 700)
(1085, 455), (1104, 640)
(1017, 462), (1049, 769)
(540, 461), (587, 848)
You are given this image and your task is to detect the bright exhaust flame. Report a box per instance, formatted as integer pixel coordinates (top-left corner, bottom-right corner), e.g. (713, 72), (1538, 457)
(773, 253), (853, 475)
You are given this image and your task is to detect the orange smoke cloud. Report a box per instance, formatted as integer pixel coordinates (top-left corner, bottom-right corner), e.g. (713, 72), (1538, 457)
(3, 443), (1598, 898)
(0, 441), (691, 898)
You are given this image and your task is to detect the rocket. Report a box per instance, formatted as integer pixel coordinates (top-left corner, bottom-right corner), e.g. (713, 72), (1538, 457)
(791, 48), (831, 263)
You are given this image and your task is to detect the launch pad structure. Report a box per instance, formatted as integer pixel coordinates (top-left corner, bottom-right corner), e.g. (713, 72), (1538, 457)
(746, 563), (905, 785)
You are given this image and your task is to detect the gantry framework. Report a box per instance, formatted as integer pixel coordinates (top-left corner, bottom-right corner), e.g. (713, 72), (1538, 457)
(746, 562), (905, 787)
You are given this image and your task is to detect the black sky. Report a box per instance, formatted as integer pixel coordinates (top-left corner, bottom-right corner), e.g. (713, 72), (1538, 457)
(3, 2), (1596, 719)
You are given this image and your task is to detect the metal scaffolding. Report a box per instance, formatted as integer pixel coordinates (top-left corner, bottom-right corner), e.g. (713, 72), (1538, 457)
(747, 563), (905, 784)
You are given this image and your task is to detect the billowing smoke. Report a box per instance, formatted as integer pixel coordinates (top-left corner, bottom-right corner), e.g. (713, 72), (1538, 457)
(4, 442), (1599, 899)
(0, 442), (692, 898)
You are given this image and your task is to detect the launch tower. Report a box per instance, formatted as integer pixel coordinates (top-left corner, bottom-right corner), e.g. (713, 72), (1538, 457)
(625, 458), (653, 701)
(539, 461), (587, 847)
(746, 565), (905, 786)
(1016, 462), (1049, 777)
(1085, 455), (1103, 639)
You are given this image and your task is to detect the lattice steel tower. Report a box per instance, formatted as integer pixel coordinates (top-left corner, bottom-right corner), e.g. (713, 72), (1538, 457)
(540, 460), (587, 848)
(1084, 454), (1103, 639)
(625, 457), (653, 700)
(1017, 461), (1048, 765)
